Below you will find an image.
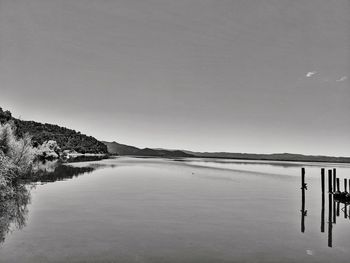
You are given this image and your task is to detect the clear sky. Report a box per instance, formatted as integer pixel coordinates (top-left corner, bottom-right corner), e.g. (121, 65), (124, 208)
(0, 0), (349, 156)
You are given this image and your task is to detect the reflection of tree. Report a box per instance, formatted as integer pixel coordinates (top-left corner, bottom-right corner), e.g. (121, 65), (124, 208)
(29, 156), (104, 183)
(31, 164), (95, 183)
(1, 162), (96, 245)
(66, 155), (108, 163)
(0, 184), (31, 245)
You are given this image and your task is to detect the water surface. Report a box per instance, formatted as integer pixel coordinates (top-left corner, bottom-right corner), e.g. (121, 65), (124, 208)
(1, 157), (350, 262)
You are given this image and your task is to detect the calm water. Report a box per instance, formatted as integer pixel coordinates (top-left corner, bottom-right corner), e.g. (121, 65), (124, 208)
(1, 157), (350, 262)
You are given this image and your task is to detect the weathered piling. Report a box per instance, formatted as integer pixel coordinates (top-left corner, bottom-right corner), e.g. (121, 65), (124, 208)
(320, 168), (325, 232)
(333, 176), (337, 223)
(336, 202), (340, 217)
(301, 168), (306, 233)
(328, 170), (333, 193)
(321, 168), (325, 194)
(333, 169), (336, 193)
(345, 178), (348, 193)
(336, 178), (340, 192)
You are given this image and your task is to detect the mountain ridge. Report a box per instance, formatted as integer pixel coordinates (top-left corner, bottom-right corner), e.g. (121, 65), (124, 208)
(102, 141), (194, 158)
(103, 141), (350, 163)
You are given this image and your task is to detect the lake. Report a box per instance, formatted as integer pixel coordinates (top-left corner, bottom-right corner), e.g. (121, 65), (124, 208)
(1, 157), (350, 262)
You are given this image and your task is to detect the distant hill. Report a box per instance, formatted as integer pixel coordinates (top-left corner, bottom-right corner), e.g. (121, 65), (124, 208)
(3, 105), (348, 162)
(183, 151), (350, 163)
(103, 141), (194, 158)
(0, 107), (108, 154)
(136, 148), (194, 158)
(103, 140), (350, 163)
(102, 141), (140, 155)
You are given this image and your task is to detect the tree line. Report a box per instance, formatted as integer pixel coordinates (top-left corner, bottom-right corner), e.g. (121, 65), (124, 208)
(0, 107), (108, 154)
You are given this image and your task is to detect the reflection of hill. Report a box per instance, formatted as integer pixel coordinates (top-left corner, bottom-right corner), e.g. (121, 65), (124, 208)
(0, 185), (31, 245)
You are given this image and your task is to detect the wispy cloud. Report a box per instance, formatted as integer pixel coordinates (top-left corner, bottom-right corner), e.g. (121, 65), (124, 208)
(306, 71), (317, 77)
(336, 76), (347, 82)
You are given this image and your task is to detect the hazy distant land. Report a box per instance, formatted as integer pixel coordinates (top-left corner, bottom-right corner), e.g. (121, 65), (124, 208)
(103, 141), (350, 163)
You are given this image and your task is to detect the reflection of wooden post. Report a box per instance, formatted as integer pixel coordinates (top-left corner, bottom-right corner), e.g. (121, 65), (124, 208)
(321, 199), (325, 232)
(333, 198), (337, 223)
(321, 168), (325, 232)
(301, 168), (306, 233)
(321, 192), (325, 233)
(328, 170), (333, 193)
(345, 204), (348, 219)
(328, 193), (333, 247)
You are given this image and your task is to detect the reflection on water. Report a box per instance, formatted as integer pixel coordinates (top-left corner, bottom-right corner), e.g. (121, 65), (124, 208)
(65, 155), (108, 163)
(29, 155), (108, 183)
(31, 163), (95, 183)
(180, 158), (350, 178)
(0, 185), (31, 245)
(1, 157), (350, 262)
(300, 167), (350, 248)
(0, 159), (100, 245)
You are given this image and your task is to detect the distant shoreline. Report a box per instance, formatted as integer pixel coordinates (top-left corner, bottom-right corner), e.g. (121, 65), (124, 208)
(114, 154), (350, 164)
(103, 141), (350, 164)
(186, 156), (350, 164)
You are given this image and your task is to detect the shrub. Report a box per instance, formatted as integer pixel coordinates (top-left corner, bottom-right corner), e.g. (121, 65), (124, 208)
(36, 140), (61, 160)
(0, 123), (36, 188)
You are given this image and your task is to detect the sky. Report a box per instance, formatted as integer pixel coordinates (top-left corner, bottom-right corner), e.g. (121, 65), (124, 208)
(0, 0), (349, 156)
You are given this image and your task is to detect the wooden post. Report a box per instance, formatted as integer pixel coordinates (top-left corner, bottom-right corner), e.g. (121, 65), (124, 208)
(321, 168), (325, 232)
(301, 168), (306, 189)
(301, 168), (306, 233)
(321, 168), (325, 194)
(333, 172), (337, 223)
(337, 201), (340, 217)
(328, 170), (333, 193)
(345, 179), (348, 193)
(336, 178), (340, 192)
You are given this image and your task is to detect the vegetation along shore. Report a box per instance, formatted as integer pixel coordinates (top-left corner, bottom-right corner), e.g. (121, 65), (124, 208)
(1, 105), (350, 200)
